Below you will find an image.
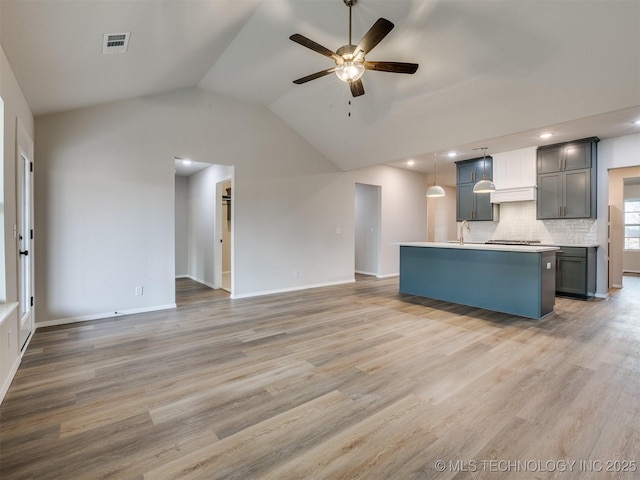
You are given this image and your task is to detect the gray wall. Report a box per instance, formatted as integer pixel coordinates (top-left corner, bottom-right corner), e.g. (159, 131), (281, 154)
(33, 86), (429, 323)
(174, 176), (188, 277)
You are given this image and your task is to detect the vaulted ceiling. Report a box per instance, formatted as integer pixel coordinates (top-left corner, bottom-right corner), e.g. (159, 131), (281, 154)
(2, 0), (639, 184)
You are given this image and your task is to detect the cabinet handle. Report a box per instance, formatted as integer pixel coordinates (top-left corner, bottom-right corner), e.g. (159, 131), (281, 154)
(558, 206), (561, 217)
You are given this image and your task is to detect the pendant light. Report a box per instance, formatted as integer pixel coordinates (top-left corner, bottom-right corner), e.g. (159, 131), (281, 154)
(472, 146), (496, 193)
(426, 153), (446, 198)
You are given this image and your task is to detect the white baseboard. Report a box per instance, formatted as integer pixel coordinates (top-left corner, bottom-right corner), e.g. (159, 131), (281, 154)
(231, 279), (355, 300)
(175, 274), (190, 279)
(355, 271), (399, 279)
(355, 270), (377, 276)
(36, 303), (177, 328)
(594, 293), (609, 299)
(612, 284), (623, 289)
(377, 273), (399, 279)
(180, 275), (217, 289)
(0, 353), (21, 405)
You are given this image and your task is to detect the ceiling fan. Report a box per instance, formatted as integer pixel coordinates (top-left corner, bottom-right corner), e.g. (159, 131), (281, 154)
(289, 0), (419, 97)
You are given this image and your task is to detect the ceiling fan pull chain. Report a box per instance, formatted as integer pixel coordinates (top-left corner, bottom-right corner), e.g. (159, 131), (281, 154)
(348, 100), (351, 117)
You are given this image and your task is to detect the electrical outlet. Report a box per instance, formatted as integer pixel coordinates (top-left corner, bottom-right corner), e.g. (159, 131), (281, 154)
(135, 286), (143, 296)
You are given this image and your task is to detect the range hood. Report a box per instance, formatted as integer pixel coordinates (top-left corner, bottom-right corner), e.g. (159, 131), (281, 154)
(490, 186), (536, 203)
(490, 147), (537, 203)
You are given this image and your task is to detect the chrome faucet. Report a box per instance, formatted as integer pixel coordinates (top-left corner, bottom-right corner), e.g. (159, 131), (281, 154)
(459, 220), (471, 245)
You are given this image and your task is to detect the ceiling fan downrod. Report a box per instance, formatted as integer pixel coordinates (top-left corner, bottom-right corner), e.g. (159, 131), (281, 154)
(344, 0), (357, 45)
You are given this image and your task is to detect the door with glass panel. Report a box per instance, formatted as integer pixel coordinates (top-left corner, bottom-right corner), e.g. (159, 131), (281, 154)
(17, 152), (34, 350)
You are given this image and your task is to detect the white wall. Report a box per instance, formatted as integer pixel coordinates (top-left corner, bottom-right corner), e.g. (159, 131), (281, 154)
(597, 133), (640, 296)
(174, 176), (188, 277)
(349, 165), (429, 277)
(427, 186), (456, 242)
(34, 87), (357, 321)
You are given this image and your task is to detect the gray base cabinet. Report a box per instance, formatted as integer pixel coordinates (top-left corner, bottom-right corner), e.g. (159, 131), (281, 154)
(555, 246), (597, 298)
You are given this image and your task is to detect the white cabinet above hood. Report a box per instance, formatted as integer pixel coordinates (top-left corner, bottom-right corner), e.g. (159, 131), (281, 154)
(490, 147), (537, 203)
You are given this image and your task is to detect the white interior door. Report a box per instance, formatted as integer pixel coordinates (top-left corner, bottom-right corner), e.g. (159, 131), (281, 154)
(17, 152), (34, 349)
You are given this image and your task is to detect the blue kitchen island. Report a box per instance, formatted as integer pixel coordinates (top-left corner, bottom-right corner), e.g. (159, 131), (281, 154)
(399, 242), (559, 319)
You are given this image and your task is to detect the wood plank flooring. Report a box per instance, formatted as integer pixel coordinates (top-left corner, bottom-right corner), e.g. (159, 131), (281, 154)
(1, 275), (639, 479)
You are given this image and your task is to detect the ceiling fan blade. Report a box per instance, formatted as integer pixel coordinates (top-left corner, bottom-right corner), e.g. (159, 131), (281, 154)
(364, 61), (419, 74)
(293, 68), (336, 84)
(349, 79), (365, 97)
(354, 18), (394, 57)
(289, 34), (340, 61)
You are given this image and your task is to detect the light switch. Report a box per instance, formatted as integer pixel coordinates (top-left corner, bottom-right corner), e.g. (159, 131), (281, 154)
(546, 262), (551, 269)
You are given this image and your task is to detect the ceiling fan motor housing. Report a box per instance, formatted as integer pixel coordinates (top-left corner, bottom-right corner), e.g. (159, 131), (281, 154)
(337, 44), (358, 60)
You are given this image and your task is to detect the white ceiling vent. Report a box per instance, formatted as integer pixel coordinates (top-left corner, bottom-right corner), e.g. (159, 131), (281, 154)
(102, 32), (130, 55)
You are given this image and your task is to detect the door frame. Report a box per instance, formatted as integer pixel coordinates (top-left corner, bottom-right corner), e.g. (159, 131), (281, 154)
(354, 183), (382, 277)
(16, 121), (35, 350)
(215, 177), (233, 293)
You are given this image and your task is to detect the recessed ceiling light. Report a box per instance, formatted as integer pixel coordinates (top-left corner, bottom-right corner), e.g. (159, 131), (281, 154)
(407, 159), (415, 166)
(633, 120), (640, 125)
(539, 133), (553, 139)
(447, 152), (457, 158)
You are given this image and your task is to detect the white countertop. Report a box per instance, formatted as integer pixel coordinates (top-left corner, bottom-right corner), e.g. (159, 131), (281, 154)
(540, 243), (599, 248)
(398, 242), (560, 253)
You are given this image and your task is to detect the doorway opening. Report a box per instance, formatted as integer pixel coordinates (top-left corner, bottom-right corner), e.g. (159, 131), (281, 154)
(354, 183), (381, 278)
(608, 168), (640, 293)
(217, 180), (232, 292)
(174, 160), (233, 297)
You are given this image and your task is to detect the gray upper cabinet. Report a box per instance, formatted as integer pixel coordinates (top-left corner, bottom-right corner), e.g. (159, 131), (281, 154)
(537, 140), (593, 174)
(456, 157), (492, 184)
(456, 157), (494, 221)
(536, 137), (598, 219)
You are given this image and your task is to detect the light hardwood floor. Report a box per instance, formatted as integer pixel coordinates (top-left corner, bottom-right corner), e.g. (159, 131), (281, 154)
(1, 276), (639, 479)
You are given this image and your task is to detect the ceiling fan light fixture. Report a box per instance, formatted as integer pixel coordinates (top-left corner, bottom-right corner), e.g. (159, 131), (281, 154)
(335, 61), (365, 82)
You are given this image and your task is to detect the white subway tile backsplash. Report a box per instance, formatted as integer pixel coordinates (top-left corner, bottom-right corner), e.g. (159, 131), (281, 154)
(463, 201), (597, 245)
